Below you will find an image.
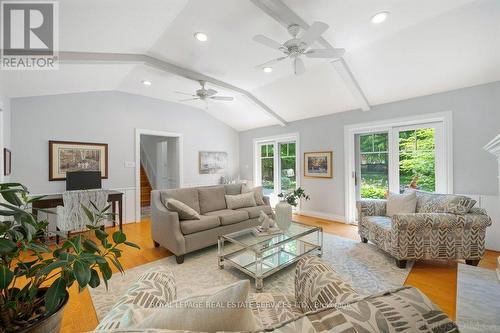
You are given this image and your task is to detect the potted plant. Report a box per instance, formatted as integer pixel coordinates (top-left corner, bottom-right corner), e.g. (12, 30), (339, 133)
(0, 183), (139, 333)
(275, 187), (310, 230)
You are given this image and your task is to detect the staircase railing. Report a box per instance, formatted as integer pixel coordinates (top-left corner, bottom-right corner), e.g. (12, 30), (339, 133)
(140, 144), (157, 189)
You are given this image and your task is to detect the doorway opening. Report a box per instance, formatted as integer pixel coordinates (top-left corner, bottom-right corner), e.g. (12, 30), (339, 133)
(135, 129), (183, 222)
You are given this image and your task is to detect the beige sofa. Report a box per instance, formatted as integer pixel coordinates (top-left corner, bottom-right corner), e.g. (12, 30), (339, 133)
(151, 184), (272, 263)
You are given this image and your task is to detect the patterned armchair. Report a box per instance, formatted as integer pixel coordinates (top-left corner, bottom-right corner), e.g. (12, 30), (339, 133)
(357, 192), (492, 268)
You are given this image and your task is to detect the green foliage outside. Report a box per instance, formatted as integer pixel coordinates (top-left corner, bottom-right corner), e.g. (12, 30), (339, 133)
(261, 142), (297, 193)
(359, 129), (436, 199)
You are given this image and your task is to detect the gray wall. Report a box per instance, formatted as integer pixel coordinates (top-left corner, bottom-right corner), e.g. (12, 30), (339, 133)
(10, 91), (239, 194)
(240, 81), (500, 219)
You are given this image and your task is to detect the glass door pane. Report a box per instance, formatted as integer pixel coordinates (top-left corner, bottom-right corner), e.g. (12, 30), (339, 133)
(279, 142), (296, 192)
(358, 133), (389, 199)
(260, 143), (274, 196)
(398, 127), (436, 193)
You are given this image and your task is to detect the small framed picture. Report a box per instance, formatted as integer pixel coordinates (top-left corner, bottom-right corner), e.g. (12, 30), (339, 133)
(3, 148), (11, 176)
(49, 141), (108, 181)
(304, 151), (333, 178)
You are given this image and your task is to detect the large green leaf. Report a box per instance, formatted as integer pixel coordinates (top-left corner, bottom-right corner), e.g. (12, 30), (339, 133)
(88, 269), (100, 288)
(44, 277), (67, 314)
(73, 260), (91, 288)
(83, 239), (100, 253)
(0, 238), (17, 254)
(81, 204), (95, 223)
(0, 265), (14, 288)
(95, 229), (108, 241)
(98, 262), (112, 280)
(36, 260), (67, 277)
(124, 241), (140, 250)
(112, 230), (126, 244)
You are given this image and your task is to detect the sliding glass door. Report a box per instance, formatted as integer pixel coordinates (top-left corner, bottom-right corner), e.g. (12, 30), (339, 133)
(256, 138), (298, 206)
(355, 122), (445, 199)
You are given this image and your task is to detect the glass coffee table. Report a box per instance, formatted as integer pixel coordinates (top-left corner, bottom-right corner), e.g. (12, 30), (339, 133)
(217, 222), (323, 290)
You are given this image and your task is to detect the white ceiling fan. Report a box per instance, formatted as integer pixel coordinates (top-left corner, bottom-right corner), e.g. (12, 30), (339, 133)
(253, 22), (345, 75)
(175, 81), (234, 108)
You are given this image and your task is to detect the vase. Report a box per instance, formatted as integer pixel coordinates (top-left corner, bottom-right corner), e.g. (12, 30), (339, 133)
(275, 200), (292, 231)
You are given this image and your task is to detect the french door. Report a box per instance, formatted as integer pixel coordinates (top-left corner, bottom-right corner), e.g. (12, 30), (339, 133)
(256, 138), (298, 206)
(346, 115), (452, 223)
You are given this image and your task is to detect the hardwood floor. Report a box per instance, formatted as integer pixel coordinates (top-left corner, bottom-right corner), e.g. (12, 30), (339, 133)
(59, 216), (499, 332)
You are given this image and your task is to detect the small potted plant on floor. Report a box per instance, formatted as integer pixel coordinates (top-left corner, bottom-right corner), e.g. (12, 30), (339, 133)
(0, 183), (139, 333)
(275, 187), (310, 230)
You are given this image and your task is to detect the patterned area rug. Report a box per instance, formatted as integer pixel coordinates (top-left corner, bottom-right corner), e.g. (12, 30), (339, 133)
(456, 263), (500, 333)
(89, 233), (413, 321)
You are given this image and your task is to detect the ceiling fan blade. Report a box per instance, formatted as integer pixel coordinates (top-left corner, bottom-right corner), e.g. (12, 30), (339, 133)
(210, 96), (234, 101)
(255, 56), (288, 69)
(293, 58), (305, 75)
(178, 98), (200, 102)
(253, 34), (284, 50)
(305, 48), (345, 59)
(174, 91), (195, 96)
(205, 88), (218, 96)
(299, 21), (329, 47)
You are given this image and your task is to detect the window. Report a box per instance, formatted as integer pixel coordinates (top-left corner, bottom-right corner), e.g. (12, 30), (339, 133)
(260, 144), (274, 196)
(359, 133), (389, 199)
(254, 134), (299, 206)
(345, 113), (452, 223)
(398, 128), (436, 193)
(280, 142), (296, 192)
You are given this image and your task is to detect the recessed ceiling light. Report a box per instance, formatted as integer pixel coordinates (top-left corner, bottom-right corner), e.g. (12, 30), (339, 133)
(194, 32), (208, 42)
(371, 11), (390, 24)
(263, 67), (273, 73)
(141, 80), (152, 86)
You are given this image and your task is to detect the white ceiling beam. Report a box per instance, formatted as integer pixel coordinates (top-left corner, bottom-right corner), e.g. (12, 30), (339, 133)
(250, 0), (371, 111)
(59, 51), (288, 127)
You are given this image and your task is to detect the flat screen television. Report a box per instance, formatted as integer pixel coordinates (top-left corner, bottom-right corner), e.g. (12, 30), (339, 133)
(66, 171), (102, 191)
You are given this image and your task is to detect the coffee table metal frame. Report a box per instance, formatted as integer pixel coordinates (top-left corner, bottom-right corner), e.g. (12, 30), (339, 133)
(217, 222), (323, 290)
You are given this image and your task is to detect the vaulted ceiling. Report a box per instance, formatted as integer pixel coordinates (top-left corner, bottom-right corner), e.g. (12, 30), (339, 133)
(1, 0), (499, 130)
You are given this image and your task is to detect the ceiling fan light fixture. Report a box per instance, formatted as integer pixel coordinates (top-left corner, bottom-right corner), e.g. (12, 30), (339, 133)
(194, 32), (208, 42)
(371, 11), (390, 24)
(141, 80), (152, 86)
(263, 67), (273, 73)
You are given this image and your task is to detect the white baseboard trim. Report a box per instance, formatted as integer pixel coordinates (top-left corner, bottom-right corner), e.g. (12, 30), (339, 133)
(297, 210), (347, 223)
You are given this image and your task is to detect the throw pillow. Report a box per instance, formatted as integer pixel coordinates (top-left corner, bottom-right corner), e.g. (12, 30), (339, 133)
(225, 192), (257, 210)
(134, 280), (257, 332)
(386, 191), (417, 217)
(166, 198), (200, 220)
(407, 189), (476, 215)
(242, 185), (265, 205)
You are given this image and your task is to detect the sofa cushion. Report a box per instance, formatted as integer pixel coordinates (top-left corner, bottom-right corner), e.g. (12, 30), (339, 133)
(160, 188), (200, 213)
(225, 192), (256, 210)
(295, 255), (360, 313)
(165, 199), (200, 220)
(179, 215), (220, 235)
(135, 280), (257, 332)
(237, 205), (272, 219)
(224, 183), (242, 195)
(198, 186), (227, 214)
(204, 209), (249, 226)
(95, 268), (176, 330)
(386, 191), (417, 217)
(409, 189), (476, 215)
(242, 185), (266, 206)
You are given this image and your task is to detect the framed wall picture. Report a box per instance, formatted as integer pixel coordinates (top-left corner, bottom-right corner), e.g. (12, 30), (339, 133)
(304, 151), (333, 178)
(3, 148), (11, 176)
(199, 151), (228, 174)
(49, 141), (108, 181)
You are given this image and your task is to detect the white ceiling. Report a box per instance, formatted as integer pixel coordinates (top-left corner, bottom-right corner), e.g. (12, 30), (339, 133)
(3, 0), (499, 130)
